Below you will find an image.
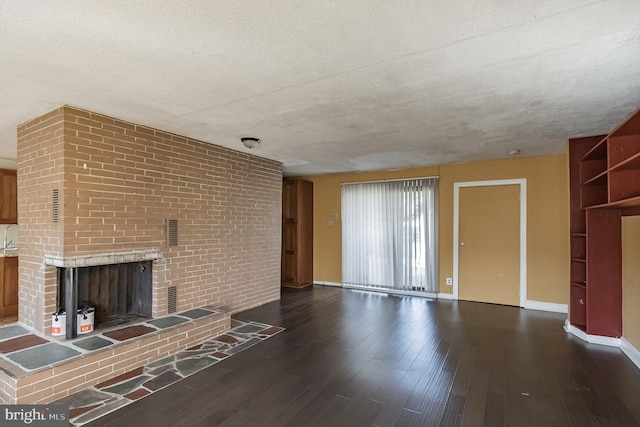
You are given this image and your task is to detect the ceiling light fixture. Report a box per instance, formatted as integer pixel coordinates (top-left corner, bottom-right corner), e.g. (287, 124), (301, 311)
(241, 137), (261, 149)
(508, 149), (520, 156)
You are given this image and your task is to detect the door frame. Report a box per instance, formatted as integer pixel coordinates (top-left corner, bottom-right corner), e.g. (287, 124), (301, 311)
(453, 179), (527, 307)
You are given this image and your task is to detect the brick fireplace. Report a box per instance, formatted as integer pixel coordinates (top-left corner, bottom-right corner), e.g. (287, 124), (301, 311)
(7, 106), (283, 402)
(47, 251), (158, 338)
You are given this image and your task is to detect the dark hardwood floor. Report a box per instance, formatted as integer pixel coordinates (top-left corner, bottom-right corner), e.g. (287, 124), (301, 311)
(90, 286), (640, 427)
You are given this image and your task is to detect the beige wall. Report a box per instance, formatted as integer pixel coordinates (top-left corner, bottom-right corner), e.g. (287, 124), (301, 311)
(0, 159), (16, 169)
(622, 216), (640, 349)
(301, 154), (570, 305)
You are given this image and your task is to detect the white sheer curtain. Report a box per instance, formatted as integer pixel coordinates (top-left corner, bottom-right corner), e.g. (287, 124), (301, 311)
(341, 178), (438, 293)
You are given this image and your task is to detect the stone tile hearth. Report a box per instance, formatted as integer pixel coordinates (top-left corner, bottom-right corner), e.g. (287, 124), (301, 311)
(52, 319), (284, 426)
(146, 316), (189, 329)
(0, 324), (28, 340)
(0, 308), (221, 373)
(0, 306), (234, 405)
(0, 304), (284, 425)
(102, 325), (157, 342)
(0, 334), (48, 353)
(8, 343), (82, 370)
(72, 336), (114, 351)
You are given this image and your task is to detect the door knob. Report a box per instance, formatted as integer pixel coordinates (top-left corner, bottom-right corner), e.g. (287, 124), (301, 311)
(459, 242), (466, 246)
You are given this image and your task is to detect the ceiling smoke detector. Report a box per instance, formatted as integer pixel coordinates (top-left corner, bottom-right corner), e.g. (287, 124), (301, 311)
(241, 137), (261, 149)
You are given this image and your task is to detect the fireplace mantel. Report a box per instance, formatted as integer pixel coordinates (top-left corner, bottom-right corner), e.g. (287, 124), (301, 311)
(43, 249), (162, 268)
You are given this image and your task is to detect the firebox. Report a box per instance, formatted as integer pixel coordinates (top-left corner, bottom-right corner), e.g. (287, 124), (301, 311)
(57, 261), (153, 338)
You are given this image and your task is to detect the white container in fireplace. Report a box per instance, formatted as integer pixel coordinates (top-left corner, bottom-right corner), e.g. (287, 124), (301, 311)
(51, 309), (66, 336)
(77, 306), (95, 335)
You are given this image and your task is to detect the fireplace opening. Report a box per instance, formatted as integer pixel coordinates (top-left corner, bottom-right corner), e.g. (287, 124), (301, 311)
(57, 261), (152, 337)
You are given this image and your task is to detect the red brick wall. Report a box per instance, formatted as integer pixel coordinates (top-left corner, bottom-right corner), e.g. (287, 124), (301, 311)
(17, 108), (66, 331)
(17, 106), (282, 333)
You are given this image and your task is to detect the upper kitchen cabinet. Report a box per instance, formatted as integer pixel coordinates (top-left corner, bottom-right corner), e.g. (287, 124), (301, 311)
(0, 169), (17, 224)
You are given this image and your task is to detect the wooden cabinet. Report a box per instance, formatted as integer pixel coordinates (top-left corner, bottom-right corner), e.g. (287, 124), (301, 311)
(0, 169), (17, 224)
(568, 107), (640, 337)
(0, 256), (18, 318)
(281, 179), (313, 288)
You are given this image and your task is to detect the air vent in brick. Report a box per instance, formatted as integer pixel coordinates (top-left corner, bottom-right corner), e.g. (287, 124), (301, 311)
(167, 219), (178, 246)
(168, 286), (177, 313)
(52, 189), (59, 223)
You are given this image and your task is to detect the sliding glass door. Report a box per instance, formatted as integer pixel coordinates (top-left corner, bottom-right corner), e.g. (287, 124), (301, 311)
(342, 178), (438, 293)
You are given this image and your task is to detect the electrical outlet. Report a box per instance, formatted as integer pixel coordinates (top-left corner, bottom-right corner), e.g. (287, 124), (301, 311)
(446, 277), (452, 286)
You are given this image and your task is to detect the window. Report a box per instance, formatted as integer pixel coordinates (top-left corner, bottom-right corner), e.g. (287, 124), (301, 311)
(341, 178), (438, 293)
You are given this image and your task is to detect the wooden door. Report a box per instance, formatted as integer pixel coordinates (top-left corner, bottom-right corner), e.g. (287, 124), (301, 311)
(0, 256), (18, 317)
(281, 179), (313, 288)
(281, 223), (298, 285)
(458, 185), (520, 306)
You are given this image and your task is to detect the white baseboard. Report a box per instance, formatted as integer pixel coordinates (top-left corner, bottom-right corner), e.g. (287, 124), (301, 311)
(313, 280), (442, 299)
(315, 283), (459, 302)
(565, 321), (640, 370)
(621, 337), (640, 370)
(523, 300), (568, 314)
(313, 281), (343, 287)
(564, 320), (621, 347)
(342, 283), (438, 299)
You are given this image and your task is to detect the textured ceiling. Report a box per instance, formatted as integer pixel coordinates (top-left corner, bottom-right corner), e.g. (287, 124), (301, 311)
(1, 1), (639, 176)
